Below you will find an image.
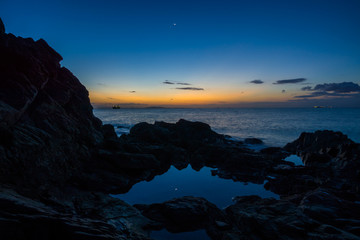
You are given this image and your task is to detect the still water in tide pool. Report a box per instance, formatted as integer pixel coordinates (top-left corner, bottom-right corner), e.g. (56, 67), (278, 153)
(113, 165), (278, 208)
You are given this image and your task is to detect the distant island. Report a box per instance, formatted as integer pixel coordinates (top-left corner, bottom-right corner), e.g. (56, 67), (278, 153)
(109, 106), (166, 109)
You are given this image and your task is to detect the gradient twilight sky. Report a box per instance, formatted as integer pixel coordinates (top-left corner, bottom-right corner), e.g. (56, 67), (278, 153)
(1, 0), (360, 108)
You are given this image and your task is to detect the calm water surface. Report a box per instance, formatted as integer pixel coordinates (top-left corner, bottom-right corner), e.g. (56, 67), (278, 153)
(113, 165), (278, 208)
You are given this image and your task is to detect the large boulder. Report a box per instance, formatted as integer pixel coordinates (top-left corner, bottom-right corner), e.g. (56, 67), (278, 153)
(128, 119), (225, 149)
(284, 131), (360, 190)
(0, 24), (103, 189)
(225, 195), (360, 240)
(135, 196), (231, 238)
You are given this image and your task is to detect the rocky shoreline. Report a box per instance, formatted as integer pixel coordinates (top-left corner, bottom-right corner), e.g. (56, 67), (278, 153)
(1, 18), (360, 239)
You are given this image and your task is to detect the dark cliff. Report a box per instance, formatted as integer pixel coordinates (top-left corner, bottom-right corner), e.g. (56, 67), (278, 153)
(0, 19), (104, 189)
(0, 18), (153, 240)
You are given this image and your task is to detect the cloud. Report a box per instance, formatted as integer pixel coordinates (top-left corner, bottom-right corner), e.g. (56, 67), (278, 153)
(129, 91), (136, 93)
(302, 82), (360, 93)
(177, 82), (191, 85)
(250, 79), (264, 84)
(175, 87), (204, 91)
(164, 80), (192, 85)
(301, 86), (312, 91)
(282, 90), (286, 93)
(97, 83), (107, 86)
(163, 80), (175, 84)
(294, 82), (360, 99)
(273, 78), (306, 84)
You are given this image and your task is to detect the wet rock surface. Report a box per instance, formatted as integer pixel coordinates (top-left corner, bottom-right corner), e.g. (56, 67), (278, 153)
(1, 18), (360, 239)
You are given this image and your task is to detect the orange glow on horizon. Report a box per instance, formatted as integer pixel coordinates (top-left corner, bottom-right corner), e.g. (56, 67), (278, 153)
(89, 87), (293, 107)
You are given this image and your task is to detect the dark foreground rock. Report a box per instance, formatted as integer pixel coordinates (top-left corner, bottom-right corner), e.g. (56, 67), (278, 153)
(244, 137), (263, 145)
(0, 188), (153, 240)
(1, 18), (360, 240)
(0, 19), (152, 239)
(135, 194), (360, 240)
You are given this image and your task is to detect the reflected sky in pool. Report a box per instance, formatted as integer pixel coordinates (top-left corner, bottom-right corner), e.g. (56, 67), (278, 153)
(113, 165), (278, 208)
(151, 229), (210, 240)
(284, 155), (304, 166)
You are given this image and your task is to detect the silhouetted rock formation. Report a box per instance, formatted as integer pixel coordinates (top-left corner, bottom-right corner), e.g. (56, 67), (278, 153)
(284, 130), (360, 194)
(0, 19), (151, 240)
(135, 196), (228, 233)
(0, 18), (5, 34)
(0, 24), (104, 189)
(244, 137), (263, 144)
(284, 130), (360, 170)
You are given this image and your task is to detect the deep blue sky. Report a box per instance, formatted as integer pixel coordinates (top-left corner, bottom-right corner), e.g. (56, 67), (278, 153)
(1, 0), (360, 107)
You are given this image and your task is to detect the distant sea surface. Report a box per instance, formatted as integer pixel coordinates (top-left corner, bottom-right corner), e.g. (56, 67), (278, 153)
(94, 108), (360, 146)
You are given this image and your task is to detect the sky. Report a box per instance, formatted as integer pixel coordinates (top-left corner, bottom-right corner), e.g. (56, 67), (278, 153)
(1, 0), (360, 108)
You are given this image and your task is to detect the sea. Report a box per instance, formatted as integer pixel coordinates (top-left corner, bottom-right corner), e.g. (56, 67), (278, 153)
(94, 108), (360, 240)
(94, 108), (360, 147)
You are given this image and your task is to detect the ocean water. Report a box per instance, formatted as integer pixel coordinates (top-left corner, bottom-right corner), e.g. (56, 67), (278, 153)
(94, 108), (360, 147)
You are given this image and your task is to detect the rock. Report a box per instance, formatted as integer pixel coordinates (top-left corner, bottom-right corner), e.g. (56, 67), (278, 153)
(0, 18), (4, 34)
(128, 119), (225, 149)
(174, 119), (224, 145)
(0, 29), (103, 188)
(284, 130), (354, 154)
(283, 130), (359, 169)
(300, 188), (360, 231)
(98, 150), (161, 170)
(130, 122), (171, 144)
(0, 21), (154, 240)
(265, 171), (317, 196)
(226, 195), (360, 240)
(102, 124), (118, 140)
(135, 196), (229, 233)
(0, 188), (152, 240)
(101, 124), (121, 150)
(284, 130), (360, 193)
(244, 138), (263, 145)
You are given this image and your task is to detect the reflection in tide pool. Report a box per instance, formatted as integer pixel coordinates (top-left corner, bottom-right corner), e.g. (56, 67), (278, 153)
(151, 229), (210, 240)
(113, 165), (278, 208)
(284, 155), (304, 166)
